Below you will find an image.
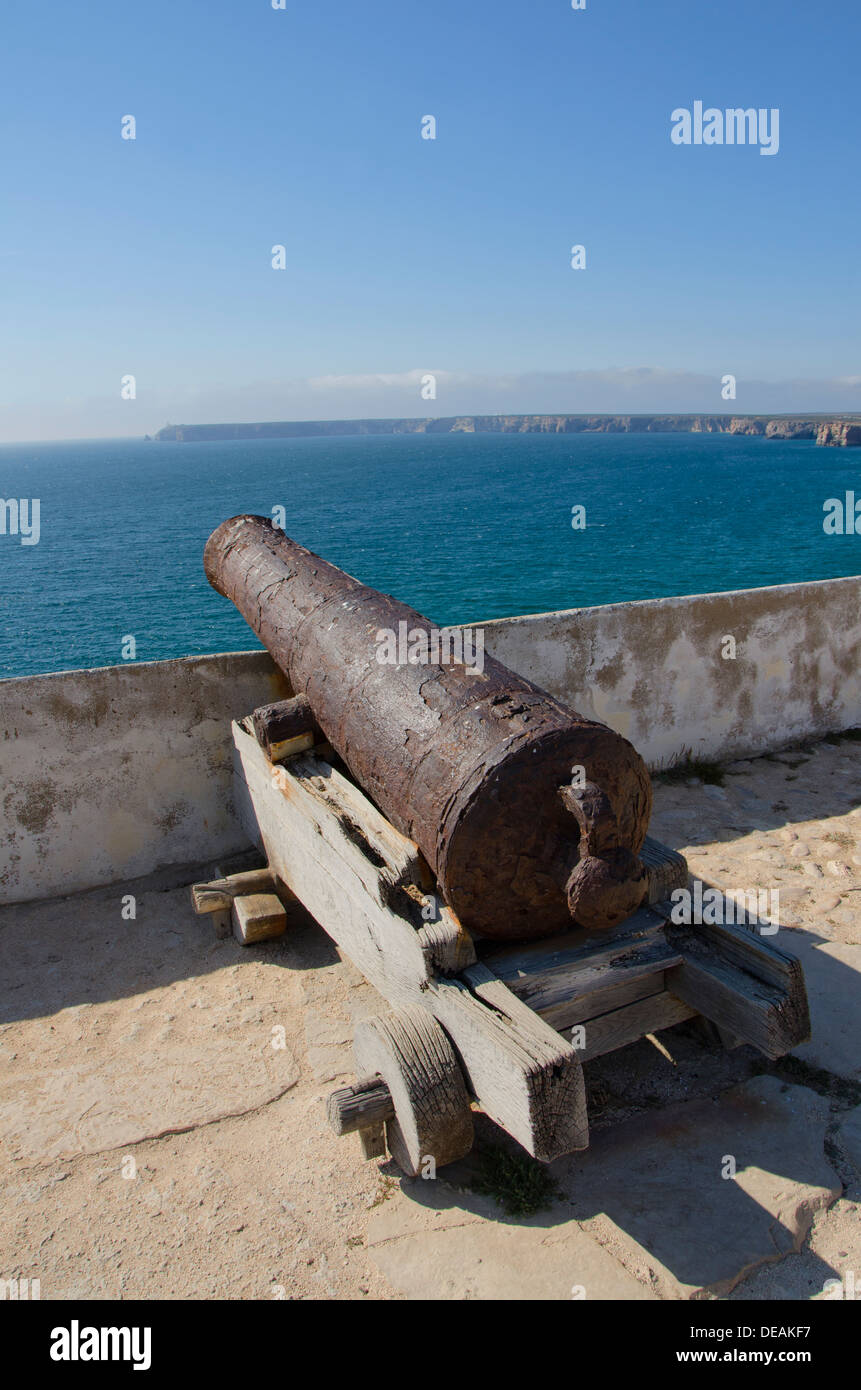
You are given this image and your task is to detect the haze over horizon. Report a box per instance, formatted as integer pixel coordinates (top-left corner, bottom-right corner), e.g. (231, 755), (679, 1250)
(3, 0), (860, 443)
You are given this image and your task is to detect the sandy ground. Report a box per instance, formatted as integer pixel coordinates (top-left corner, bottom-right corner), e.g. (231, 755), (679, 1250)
(0, 735), (859, 1300)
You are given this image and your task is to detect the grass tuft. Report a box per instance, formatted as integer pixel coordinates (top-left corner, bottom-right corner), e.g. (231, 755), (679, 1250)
(658, 757), (725, 787)
(825, 727), (861, 744)
(472, 1147), (560, 1217)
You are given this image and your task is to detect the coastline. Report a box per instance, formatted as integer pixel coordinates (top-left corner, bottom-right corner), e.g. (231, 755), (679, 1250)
(152, 413), (861, 447)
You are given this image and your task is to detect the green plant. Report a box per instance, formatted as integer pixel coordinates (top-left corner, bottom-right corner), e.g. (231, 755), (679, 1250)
(472, 1146), (561, 1216)
(658, 758), (725, 787)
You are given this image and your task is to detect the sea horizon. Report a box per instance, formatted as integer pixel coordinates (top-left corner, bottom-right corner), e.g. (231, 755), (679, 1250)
(5, 405), (861, 450)
(2, 429), (859, 681)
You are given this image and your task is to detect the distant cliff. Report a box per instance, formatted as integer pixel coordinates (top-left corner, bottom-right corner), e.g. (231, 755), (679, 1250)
(815, 421), (861, 447)
(152, 414), (861, 445)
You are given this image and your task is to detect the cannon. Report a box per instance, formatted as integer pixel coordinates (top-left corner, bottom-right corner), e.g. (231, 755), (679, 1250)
(196, 515), (810, 1172)
(204, 515), (652, 940)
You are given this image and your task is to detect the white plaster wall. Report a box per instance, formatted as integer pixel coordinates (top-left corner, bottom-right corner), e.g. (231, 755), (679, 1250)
(478, 576), (861, 769)
(0, 652), (289, 905)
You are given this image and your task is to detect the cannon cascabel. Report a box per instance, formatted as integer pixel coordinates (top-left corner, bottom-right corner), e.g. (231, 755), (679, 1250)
(204, 515), (652, 940)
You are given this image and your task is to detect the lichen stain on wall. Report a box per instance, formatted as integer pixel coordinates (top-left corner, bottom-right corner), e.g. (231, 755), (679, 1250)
(0, 651), (288, 905)
(480, 575), (861, 770)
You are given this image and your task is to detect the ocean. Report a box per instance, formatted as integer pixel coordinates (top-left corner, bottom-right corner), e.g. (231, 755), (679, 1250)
(1, 430), (859, 679)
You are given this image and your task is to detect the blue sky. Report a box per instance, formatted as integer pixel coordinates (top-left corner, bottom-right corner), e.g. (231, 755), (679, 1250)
(2, 0), (860, 440)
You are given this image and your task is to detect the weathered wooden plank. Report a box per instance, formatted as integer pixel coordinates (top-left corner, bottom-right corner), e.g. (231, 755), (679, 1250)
(653, 887), (810, 1051)
(281, 750), (428, 896)
(435, 976), (587, 1160)
(237, 720), (472, 976)
(233, 721), (432, 998)
(640, 836), (688, 904)
(652, 892), (804, 992)
(544, 971), (670, 1031)
(462, 960), (579, 1043)
(190, 866), (281, 915)
(439, 964), (588, 1159)
(569, 991), (697, 1062)
(233, 722), (586, 1161)
(479, 907), (681, 1028)
(484, 905), (672, 973)
(665, 949), (804, 1059)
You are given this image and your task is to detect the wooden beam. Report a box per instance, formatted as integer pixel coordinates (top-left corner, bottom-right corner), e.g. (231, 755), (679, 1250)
(327, 1078), (395, 1135)
(479, 907), (681, 1031)
(652, 889), (810, 1053)
(665, 952), (802, 1059)
(444, 963), (588, 1159)
(570, 991), (697, 1062)
(191, 867), (284, 914)
(233, 720), (432, 999)
(555, 972), (672, 1030)
(640, 836), (688, 904)
(233, 720), (471, 977)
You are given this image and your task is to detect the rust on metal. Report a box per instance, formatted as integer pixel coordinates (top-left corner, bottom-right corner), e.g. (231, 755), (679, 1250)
(205, 515), (653, 940)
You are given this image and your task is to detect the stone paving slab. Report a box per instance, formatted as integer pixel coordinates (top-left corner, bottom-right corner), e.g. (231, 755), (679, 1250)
(727, 1195), (861, 1302)
(367, 1188), (654, 1301)
(551, 1076), (840, 1299)
(0, 882), (303, 1163)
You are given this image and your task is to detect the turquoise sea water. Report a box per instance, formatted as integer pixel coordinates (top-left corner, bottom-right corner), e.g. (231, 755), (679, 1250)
(1, 431), (859, 679)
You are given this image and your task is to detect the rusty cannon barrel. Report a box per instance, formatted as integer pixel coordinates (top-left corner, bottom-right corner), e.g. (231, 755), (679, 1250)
(204, 515), (652, 941)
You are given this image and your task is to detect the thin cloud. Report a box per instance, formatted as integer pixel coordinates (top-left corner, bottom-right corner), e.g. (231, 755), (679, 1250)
(2, 367), (860, 443)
